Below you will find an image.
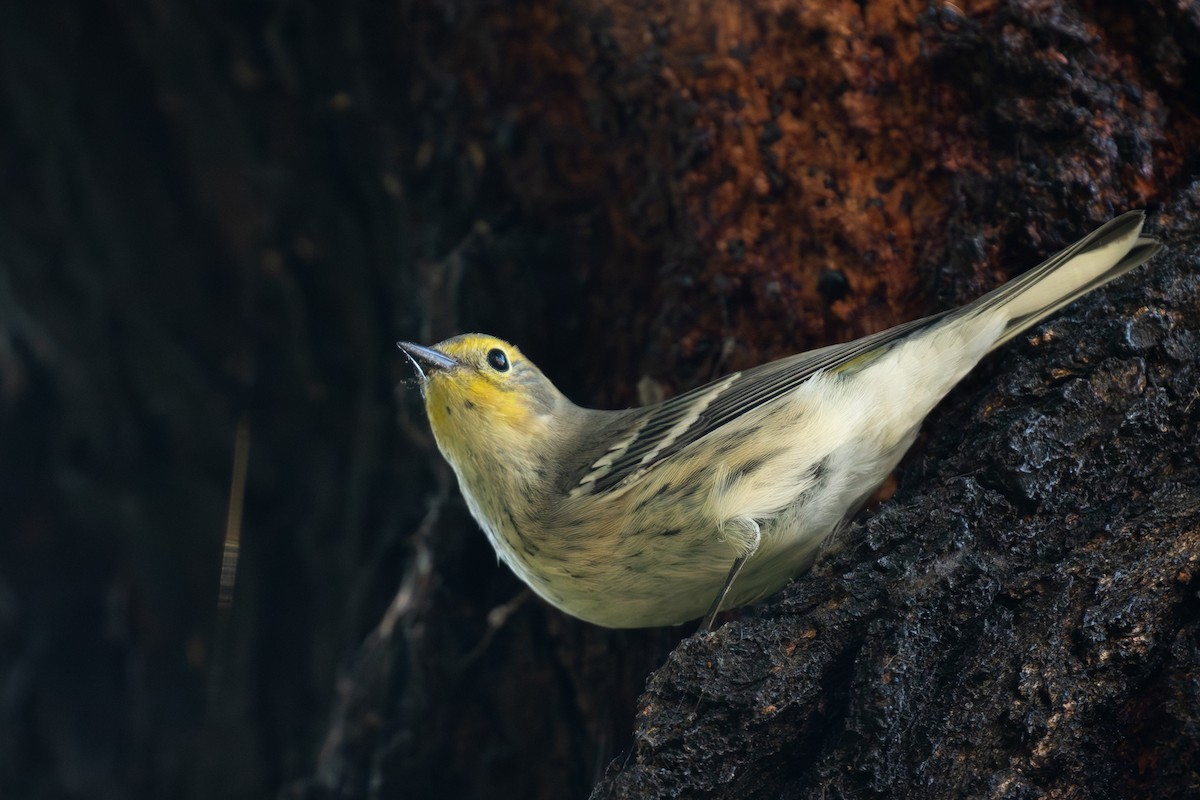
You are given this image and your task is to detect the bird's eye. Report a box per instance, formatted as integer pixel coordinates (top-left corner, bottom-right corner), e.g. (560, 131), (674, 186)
(486, 348), (510, 372)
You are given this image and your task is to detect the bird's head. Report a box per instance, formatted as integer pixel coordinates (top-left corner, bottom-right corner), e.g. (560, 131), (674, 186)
(398, 334), (566, 458)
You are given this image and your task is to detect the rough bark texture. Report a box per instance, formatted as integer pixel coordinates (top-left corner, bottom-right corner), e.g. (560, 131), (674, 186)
(0, 1), (1197, 799)
(594, 233), (1200, 798)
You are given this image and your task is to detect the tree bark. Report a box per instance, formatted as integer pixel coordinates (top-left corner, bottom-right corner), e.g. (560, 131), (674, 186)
(0, 1), (1196, 799)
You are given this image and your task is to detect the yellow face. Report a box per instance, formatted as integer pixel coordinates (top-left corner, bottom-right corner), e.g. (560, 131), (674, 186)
(398, 335), (562, 458)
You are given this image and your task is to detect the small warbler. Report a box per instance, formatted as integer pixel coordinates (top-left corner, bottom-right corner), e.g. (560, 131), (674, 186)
(400, 212), (1161, 629)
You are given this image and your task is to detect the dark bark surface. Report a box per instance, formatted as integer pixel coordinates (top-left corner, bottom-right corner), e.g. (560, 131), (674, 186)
(0, 1), (1196, 799)
(594, 229), (1200, 798)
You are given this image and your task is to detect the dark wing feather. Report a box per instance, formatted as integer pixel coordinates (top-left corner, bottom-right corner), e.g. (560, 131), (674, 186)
(574, 311), (949, 496)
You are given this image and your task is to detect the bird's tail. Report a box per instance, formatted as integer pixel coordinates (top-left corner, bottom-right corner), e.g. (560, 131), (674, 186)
(966, 211), (1162, 352)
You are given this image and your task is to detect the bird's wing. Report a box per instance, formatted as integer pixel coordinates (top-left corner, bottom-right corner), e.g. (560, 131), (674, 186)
(570, 312), (948, 497)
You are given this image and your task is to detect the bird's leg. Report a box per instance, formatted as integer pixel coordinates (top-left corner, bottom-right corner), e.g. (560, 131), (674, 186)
(699, 518), (761, 633)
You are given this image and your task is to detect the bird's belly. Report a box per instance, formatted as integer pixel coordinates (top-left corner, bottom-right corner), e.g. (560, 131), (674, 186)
(476, 415), (915, 628)
(560, 437), (910, 625)
(537, 505), (841, 627)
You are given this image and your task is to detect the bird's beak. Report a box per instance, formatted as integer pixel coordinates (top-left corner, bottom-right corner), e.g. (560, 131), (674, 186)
(397, 341), (459, 380)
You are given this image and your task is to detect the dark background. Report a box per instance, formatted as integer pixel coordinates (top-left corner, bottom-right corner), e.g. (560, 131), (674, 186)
(1, 1), (1198, 799)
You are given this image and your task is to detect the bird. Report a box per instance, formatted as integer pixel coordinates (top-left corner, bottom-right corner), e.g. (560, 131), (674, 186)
(399, 211), (1161, 630)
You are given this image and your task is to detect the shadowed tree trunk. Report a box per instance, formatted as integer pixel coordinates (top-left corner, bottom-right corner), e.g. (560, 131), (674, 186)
(0, 2), (1196, 799)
